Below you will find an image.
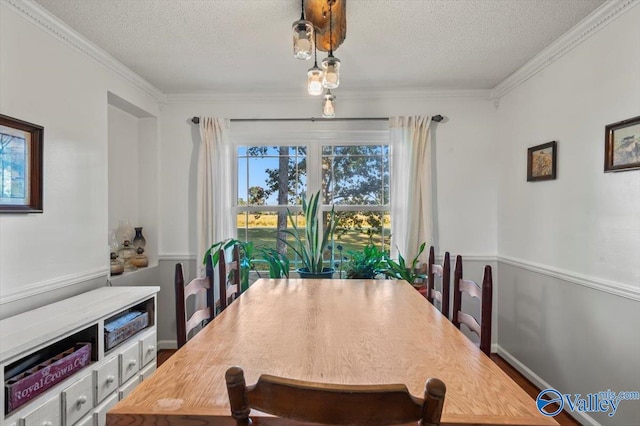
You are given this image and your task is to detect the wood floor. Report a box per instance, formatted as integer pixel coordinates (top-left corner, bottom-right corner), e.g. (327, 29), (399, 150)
(157, 350), (580, 425)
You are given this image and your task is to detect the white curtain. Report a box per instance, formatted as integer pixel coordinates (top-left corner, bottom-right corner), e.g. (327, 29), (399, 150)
(389, 116), (434, 262)
(197, 117), (234, 277)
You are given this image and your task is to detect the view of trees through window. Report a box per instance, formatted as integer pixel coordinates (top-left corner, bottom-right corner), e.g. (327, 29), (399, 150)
(237, 144), (390, 269)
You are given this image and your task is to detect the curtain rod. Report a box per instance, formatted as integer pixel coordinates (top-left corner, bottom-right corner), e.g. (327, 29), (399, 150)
(191, 115), (443, 124)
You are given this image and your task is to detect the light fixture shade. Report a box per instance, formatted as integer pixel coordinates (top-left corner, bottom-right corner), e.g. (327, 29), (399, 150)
(321, 55), (341, 89)
(322, 90), (336, 118)
(292, 20), (314, 60)
(307, 65), (323, 96)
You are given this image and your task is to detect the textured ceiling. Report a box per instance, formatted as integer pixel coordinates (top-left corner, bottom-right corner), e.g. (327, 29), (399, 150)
(34, 0), (606, 95)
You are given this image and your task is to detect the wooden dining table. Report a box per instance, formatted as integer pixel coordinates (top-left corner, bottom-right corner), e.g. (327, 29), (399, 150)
(108, 278), (557, 425)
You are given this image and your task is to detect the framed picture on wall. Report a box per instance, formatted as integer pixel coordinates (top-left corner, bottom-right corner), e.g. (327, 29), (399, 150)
(0, 114), (44, 213)
(604, 115), (640, 172)
(527, 141), (557, 182)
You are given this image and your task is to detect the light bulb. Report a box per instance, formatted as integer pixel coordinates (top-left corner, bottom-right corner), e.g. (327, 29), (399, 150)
(321, 56), (340, 89)
(292, 21), (313, 60)
(307, 66), (323, 96)
(322, 91), (336, 118)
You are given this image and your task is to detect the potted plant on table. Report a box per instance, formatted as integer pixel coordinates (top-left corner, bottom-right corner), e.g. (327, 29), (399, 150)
(379, 242), (428, 287)
(343, 242), (386, 279)
(280, 190), (337, 278)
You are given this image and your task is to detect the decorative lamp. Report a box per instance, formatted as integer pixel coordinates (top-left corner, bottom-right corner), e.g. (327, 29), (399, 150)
(321, 1), (340, 89)
(321, 55), (340, 89)
(322, 90), (336, 118)
(292, 0), (314, 60)
(118, 240), (137, 272)
(307, 33), (323, 95)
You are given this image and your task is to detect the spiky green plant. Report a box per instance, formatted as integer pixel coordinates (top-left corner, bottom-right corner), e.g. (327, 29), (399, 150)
(279, 191), (336, 274)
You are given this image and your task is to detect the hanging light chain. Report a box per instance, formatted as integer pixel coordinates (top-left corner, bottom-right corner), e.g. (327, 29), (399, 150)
(328, 1), (333, 55)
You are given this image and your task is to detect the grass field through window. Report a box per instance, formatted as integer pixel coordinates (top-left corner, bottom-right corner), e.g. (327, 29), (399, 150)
(238, 213), (390, 269)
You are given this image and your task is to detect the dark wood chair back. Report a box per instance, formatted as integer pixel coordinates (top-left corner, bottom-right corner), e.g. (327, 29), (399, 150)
(452, 255), (493, 356)
(427, 246), (451, 318)
(174, 262), (214, 349)
(225, 366), (446, 426)
(218, 244), (241, 313)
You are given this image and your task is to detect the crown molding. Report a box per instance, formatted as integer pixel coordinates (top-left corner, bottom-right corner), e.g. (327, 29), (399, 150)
(2, 0), (166, 103)
(491, 0), (639, 100)
(165, 89), (491, 104)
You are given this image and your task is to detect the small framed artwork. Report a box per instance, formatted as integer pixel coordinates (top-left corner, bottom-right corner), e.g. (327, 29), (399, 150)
(0, 114), (44, 213)
(604, 115), (640, 172)
(527, 141), (557, 182)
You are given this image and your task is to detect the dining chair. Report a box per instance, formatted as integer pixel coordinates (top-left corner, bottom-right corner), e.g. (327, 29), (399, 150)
(218, 244), (241, 313)
(174, 262), (215, 349)
(225, 366), (446, 426)
(427, 246), (451, 318)
(452, 255), (493, 356)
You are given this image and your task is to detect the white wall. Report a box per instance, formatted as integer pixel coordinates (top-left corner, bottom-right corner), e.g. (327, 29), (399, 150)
(0, 3), (160, 314)
(496, 4), (640, 425)
(159, 95), (498, 258)
(155, 94), (498, 345)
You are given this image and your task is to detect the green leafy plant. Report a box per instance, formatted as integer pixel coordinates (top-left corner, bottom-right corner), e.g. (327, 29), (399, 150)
(344, 243), (385, 279)
(280, 191), (337, 274)
(379, 242), (427, 285)
(260, 247), (290, 278)
(203, 238), (257, 292)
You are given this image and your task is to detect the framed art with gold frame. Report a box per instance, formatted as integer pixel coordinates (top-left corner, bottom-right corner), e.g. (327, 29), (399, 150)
(604, 115), (640, 172)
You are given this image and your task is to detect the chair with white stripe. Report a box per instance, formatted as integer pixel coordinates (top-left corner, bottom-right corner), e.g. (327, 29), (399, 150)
(452, 255), (492, 356)
(427, 246), (451, 318)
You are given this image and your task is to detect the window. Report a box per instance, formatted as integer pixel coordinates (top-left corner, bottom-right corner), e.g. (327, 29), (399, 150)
(234, 122), (390, 269)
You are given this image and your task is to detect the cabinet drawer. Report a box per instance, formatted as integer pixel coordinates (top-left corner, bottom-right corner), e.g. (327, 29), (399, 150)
(62, 373), (94, 425)
(139, 332), (156, 367)
(75, 414), (94, 426)
(118, 343), (140, 385)
(139, 362), (156, 381)
(93, 392), (118, 426)
(118, 376), (139, 401)
(94, 356), (118, 405)
(21, 395), (60, 426)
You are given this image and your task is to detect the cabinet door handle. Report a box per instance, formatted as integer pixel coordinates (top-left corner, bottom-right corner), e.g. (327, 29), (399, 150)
(106, 375), (115, 385)
(42, 422), (53, 426)
(147, 345), (155, 353)
(76, 395), (87, 407)
(128, 360), (137, 369)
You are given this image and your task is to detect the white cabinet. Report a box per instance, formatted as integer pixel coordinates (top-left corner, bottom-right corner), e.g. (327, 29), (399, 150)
(62, 372), (94, 425)
(118, 343), (140, 385)
(94, 357), (118, 405)
(0, 287), (159, 426)
(94, 393), (119, 426)
(20, 396), (60, 426)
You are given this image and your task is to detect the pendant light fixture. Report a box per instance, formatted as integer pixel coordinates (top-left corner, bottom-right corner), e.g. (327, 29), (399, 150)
(307, 31), (323, 96)
(322, 90), (336, 118)
(292, 0), (314, 60)
(321, 1), (340, 89)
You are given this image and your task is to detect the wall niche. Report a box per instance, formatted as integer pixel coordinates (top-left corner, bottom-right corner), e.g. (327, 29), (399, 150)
(107, 92), (159, 279)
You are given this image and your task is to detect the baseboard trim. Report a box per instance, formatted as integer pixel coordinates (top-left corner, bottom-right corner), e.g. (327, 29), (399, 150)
(0, 267), (108, 305)
(498, 255), (640, 302)
(496, 345), (598, 426)
(158, 340), (178, 350)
